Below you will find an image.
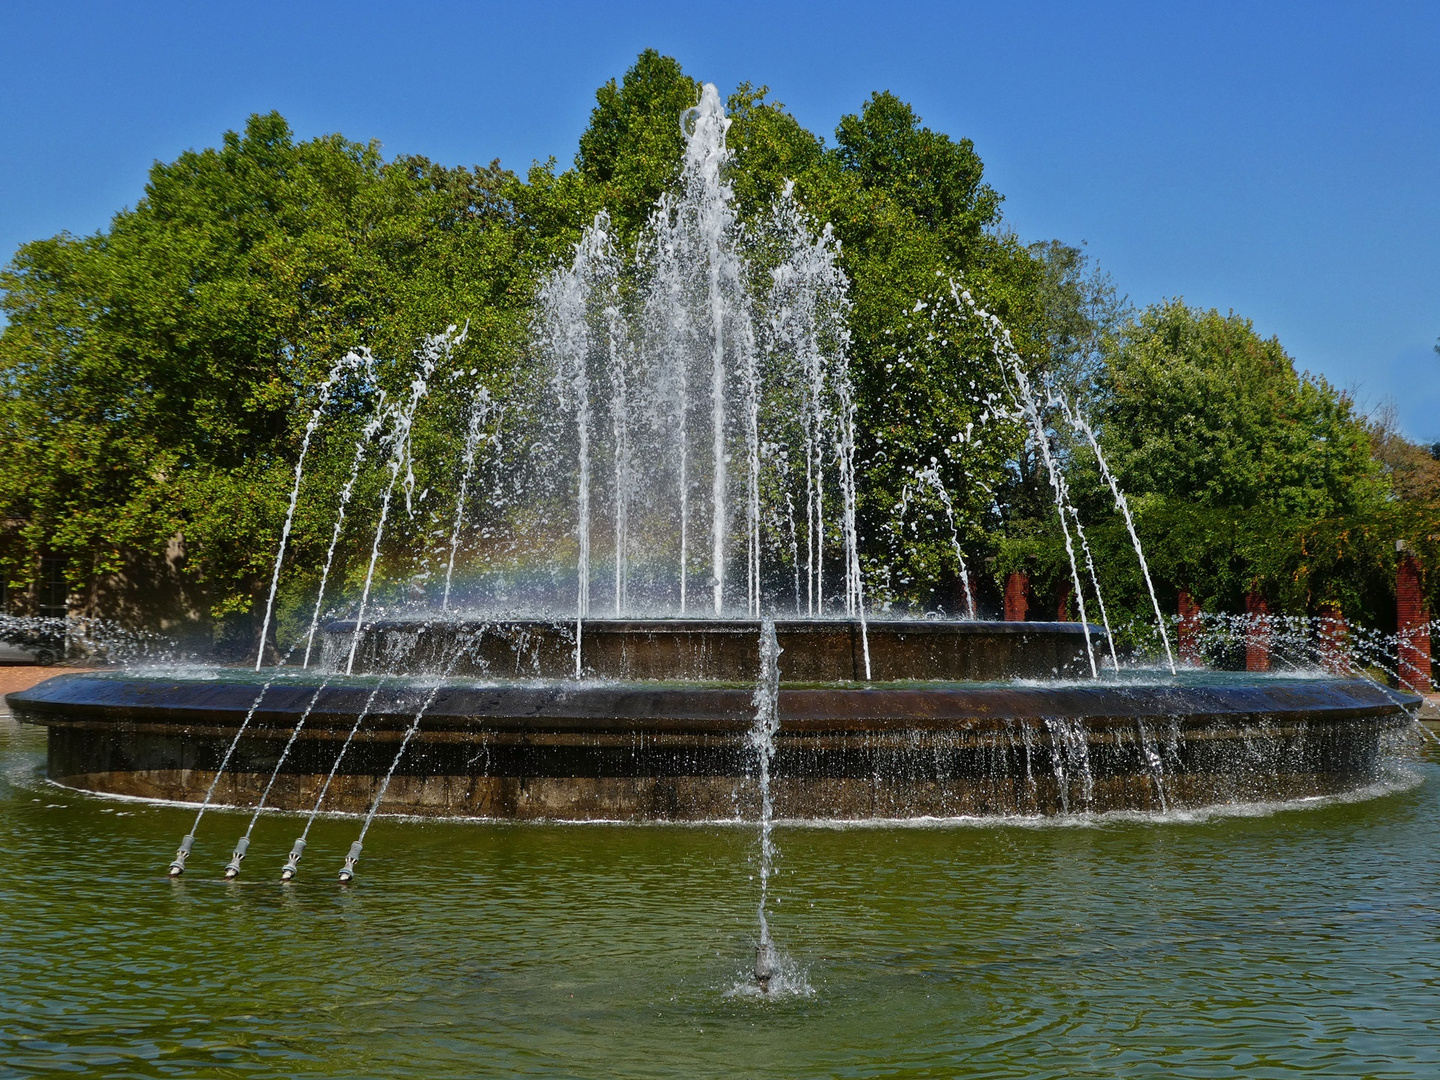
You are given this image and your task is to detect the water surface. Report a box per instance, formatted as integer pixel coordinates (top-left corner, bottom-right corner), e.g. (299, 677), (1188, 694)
(2, 716), (1437, 1078)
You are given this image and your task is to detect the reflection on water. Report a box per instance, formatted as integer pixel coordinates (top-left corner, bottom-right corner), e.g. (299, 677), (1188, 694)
(2, 716), (1438, 1079)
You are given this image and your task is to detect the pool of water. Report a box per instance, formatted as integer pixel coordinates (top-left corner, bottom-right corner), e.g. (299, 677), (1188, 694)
(4, 715), (1439, 1078)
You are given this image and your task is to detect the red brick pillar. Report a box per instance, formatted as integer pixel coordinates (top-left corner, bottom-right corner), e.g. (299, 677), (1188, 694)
(954, 574), (979, 619)
(1055, 584), (1071, 622)
(1398, 544), (1432, 693)
(1245, 591), (1271, 673)
(1317, 603), (1349, 676)
(1177, 590), (1202, 665)
(1004, 572), (1030, 622)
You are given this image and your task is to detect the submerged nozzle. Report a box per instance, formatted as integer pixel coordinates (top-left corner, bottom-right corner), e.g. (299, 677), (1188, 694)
(167, 834), (195, 877)
(754, 942), (776, 990)
(222, 835), (249, 879)
(280, 837), (306, 881)
(337, 841), (362, 883)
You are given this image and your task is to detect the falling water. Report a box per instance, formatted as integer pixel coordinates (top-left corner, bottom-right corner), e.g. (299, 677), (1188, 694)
(1136, 719), (1169, 812)
(255, 353), (360, 670)
(345, 325), (464, 675)
(1055, 393), (1176, 673)
(1011, 368), (1097, 676)
(950, 281), (1097, 677)
(915, 465), (978, 621)
(1065, 499), (1120, 669)
(443, 386), (496, 611)
(303, 363), (386, 668)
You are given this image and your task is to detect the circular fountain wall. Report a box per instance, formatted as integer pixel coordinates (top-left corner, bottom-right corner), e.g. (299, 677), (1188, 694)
(6, 618), (1415, 820)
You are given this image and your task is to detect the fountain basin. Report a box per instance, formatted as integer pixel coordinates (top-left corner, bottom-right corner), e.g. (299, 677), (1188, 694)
(7, 667), (1415, 819)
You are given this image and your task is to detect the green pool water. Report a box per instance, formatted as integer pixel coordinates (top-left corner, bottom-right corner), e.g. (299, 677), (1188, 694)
(3, 715), (1438, 1079)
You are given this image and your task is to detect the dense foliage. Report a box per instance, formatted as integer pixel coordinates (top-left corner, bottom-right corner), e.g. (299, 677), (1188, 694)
(1, 50), (1434, 653)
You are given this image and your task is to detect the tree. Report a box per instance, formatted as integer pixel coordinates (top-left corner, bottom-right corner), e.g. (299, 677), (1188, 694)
(0, 113), (531, 650)
(573, 49), (701, 244)
(1091, 300), (1395, 618)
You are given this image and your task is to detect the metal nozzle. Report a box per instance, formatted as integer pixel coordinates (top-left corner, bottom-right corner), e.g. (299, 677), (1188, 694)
(754, 942), (776, 990)
(338, 840), (363, 883)
(222, 835), (249, 879)
(167, 834), (195, 877)
(280, 837), (305, 882)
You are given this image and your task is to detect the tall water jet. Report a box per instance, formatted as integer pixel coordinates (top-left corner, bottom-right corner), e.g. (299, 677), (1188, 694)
(641, 85), (755, 614)
(526, 87), (857, 619)
(759, 182), (854, 617)
(748, 618), (782, 988)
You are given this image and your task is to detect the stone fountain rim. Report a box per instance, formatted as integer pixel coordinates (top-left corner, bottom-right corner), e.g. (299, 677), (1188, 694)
(7, 672), (1418, 736)
(321, 615), (1104, 636)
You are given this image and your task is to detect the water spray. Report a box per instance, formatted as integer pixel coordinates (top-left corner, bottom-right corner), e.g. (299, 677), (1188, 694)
(281, 678), (391, 881)
(223, 678), (331, 879)
(256, 354), (357, 672)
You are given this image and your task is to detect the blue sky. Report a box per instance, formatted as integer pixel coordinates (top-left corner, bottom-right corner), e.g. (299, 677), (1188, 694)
(3, 1), (1436, 441)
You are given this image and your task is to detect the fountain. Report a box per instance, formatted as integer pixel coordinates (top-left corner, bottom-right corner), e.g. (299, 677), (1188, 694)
(4, 85), (1419, 915)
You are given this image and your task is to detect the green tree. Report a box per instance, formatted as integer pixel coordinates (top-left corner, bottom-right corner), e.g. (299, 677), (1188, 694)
(1092, 300), (1395, 618)
(0, 113), (531, 650)
(573, 49), (701, 243)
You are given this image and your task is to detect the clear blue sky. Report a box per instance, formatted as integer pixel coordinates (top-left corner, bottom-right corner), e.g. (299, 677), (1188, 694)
(3, 0), (1436, 441)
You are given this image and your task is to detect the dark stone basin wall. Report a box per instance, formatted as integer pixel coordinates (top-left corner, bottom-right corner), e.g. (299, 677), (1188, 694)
(327, 618), (1100, 682)
(10, 673), (1416, 820)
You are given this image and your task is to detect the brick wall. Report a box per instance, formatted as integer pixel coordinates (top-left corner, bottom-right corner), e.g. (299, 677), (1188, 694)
(1178, 591), (1202, 665)
(1004, 572), (1029, 622)
(1245, 591), (1271, 673)
(1398, 549), (1432, 694)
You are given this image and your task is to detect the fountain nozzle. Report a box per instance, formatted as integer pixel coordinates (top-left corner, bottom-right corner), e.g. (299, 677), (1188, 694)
(223, 835), (249, 879)
(280, 837), (305, 881)
(167, 834), (195, 877)
(338, 840), (362, 883)
(754, 942), (776, 991)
